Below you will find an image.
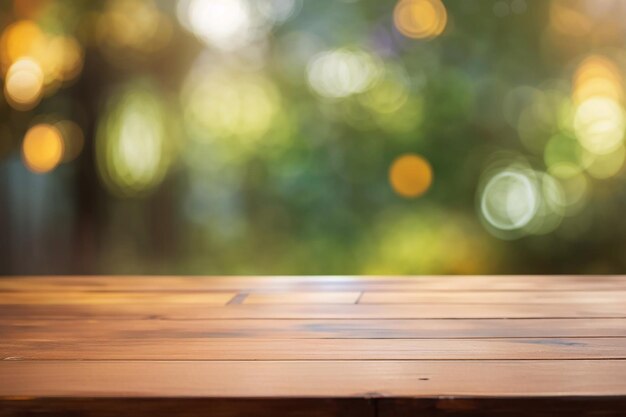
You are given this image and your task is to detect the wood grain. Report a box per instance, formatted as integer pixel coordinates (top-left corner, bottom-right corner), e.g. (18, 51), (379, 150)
(0, 292), (235, 305)
(2, 302), (625, 319)
(244, 292), (361, 304)
(1, 275), (625, 416)
(2, 338), (625, 360)
(2, 318), (624, 339)
(1, 360), (625, 397)
(359, 291), (626, 304)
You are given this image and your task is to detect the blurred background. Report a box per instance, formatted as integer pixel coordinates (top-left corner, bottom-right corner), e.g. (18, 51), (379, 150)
(1, 0), (626, 275)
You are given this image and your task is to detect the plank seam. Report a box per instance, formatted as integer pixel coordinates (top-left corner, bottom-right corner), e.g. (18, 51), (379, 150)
(355, 292), (364, 304)
(226, 293), (248, 305)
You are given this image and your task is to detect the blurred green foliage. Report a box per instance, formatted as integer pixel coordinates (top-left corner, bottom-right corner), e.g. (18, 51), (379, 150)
(2, 0), (626, 275)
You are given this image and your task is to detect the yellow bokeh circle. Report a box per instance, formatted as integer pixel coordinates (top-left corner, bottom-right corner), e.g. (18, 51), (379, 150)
(22, 123), (64, 173)
(393, 0), (447, 40)
(389, 153), (433, 198)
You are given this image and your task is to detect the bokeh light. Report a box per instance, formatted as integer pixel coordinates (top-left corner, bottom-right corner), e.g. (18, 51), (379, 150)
(178, 0), (257, 50)
(177, 0), (298, 52)
(182, 65), (281, 147)
(360, 66), (410, 115)
(0, 20), (45, 72)
(3, 57), (44, 110)
(393, 0), (447, 40)
(583, 145), (625, 179)
(544, 133), (584, 179)
(21, 123), (64, 173)
(480, 168), (539, 233)
(5, 0), (626, 275)
(96, 84), (171, 197)
(48, 36), (84, 83)
(479, 161), (572, 238)
(573, 96), (625, 155)
(572, 55), (623, 104)
(0, 16), (84, 108)
(307, 48), (380, 99)
(388, 154), (433, 198)
(572, 55), (626, 156)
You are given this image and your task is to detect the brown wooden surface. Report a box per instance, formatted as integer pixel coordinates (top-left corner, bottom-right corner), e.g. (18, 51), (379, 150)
(2, 360), (626, 397)
(1, 275), (625, 416)
(4, 337), (626, 360)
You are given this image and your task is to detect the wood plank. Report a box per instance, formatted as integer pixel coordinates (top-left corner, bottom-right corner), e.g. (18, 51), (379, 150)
(244, 292), (361, 304)
(1, 302), (626, 319)
(3, 318), (624, 339)
(2, 276), (626, 292)
(359, 291), (626, 304)
(0, 292), (236, 305)
(2, 289), (622, 306)
(2, 338), (625, 360)
(1, 360), (625, 397)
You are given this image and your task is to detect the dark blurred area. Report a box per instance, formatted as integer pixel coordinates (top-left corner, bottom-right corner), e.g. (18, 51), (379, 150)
(2, 0), (626, 275)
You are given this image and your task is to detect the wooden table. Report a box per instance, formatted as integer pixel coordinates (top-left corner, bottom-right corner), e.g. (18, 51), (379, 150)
(1, 276), (625, 416)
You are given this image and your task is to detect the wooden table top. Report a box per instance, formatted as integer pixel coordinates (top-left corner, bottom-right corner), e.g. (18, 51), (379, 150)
(1, 275), (626, 416)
